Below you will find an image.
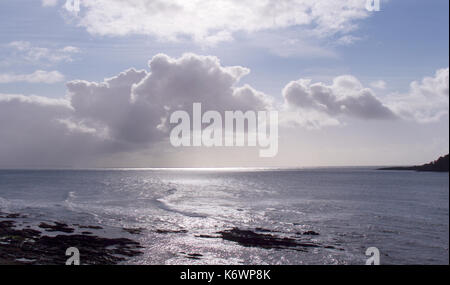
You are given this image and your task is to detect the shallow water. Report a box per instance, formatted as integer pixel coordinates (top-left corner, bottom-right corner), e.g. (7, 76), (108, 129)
(0, 168), (448, 264)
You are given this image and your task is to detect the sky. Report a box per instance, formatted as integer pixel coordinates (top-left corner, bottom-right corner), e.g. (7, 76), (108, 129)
(0, 0), (448, 168)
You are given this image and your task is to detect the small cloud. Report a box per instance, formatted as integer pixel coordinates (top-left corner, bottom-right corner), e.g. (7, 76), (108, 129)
(42, 0), (58, 7)
(0, 70), (65, 84)
(245, 30), (338, 59)
(335, 35), (361, 46)
(60, 46), (81, 53)
(370, 80), (387, 89)
(5, 41), (81, 65)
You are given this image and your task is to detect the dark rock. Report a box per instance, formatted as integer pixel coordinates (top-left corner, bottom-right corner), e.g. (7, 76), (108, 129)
(378, 154), (449, 172)
(0, 212), (27, 219)
(0, 220), (41, 239)
(184, 253), (203, 260)
(155, 229), (188, 234)
(0, 220), (143, 265)
(217, 228), (320, 251)
(195, 234), (217, 239)
(302, 231), (320, 236)
(39, 222), (74, 233)
(254, 227), (276, 233)
(77, 225), (103, 230)
(123, 228), (144, 235)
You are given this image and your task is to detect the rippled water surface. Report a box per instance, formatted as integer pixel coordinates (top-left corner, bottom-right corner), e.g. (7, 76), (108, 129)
(0, 168), (448, 264)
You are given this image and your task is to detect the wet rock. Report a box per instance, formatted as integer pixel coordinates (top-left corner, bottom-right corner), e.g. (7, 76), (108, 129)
(186, 254), (202, 260)
(123, 228), (144, 235)
(218, 228), (318, 251)
(1, 220), (143, 265)
(302, 231), (320, 236)
(197, 227), (341, 252)
(254, 227), (277, 233)
(155, 229), (188, 234)
(0, 220), (41, 239)
(77, 225), (103, 230)
(0, 212), (27, 219)
(195, 234), (217, 239)
(181, 252), (203, 260)
(38, 222), (75, 233)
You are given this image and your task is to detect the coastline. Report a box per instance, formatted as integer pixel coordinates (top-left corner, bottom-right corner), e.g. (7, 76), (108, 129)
(378, 155), (449, 172)
(1, 209), (337, 265)
(0, 210), (143, 265)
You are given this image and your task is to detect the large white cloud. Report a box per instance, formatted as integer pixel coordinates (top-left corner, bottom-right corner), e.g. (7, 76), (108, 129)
(69, 0), (370, 44)
(66, 53), (271, 145)
(0, 53), (270, 167)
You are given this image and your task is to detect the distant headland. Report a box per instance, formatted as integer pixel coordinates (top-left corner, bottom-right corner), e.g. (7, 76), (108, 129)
(378, 154), (449, 172)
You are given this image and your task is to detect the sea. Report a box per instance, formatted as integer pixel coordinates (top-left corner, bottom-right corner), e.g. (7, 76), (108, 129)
(0, 168), (448, 265)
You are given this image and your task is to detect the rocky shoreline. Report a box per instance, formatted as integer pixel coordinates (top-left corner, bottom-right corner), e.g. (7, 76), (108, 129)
(197, 227), (341, 253)
(1, 210), (339, 265)
(0, 211), (143, 265)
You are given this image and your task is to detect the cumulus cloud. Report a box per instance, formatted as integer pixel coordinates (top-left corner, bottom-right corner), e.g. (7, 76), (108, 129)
(0, 53), (271, 167)
(68, 0), (370, 45)
(283, 75), (397, 127)
(66, 53), (271, 145)
(387, 68), (449, 123)
(0, 70), (65, 84)
(283, 69), (449, 127)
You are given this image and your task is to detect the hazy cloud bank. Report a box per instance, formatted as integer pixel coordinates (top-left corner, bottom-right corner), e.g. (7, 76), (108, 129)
(0, 53), (448, 167)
